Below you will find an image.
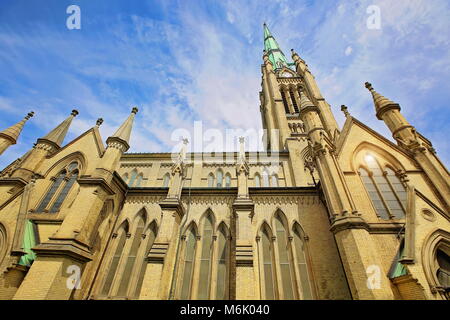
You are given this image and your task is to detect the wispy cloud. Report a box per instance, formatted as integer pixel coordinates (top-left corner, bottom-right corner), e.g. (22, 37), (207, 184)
(0, 0), (449, 168)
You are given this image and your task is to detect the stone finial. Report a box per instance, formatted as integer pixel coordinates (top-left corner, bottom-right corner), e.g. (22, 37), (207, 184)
(132, 107), (139, 114)
(239, 136), (245, 144)
(25, 111), (34, 120)
(364, 81), (400, 120)
(96, 118), (104, 127)
(71, 109), (79, 117)
(341, 105), (350, 117)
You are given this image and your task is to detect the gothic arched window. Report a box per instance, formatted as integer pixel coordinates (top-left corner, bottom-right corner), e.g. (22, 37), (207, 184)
(128, 170), (138, 187)
(275, 214), (294, 299)
(271, 174), (279, 187)
(358, 154), (406, 220)
(289, 89), (299, 113)
(122, 173), (129, 184)
(437, 249), (450, 289)
(260, 224), (276, 299)
(0, 223), (6, 266)
(135, 174), (143, 187)
(262, 169), (270, 187)
(117, 214), (145, 296)
(280, 90), (290, 114)
(163, 173), (170, 187)
(254, 173), (261, 187)
(134, 222), (157, 298)
(101, 223), (128, 296)
(208, 173), (214, 188)
(225, 173), (231, 188)
(197, 214), (214, 299)
(180, 225), (197, 299)
(216, 169), (223, 188)
(36, 161), (79, 213)
(216, 223), (230, 299)
(293, 224), (313, 299)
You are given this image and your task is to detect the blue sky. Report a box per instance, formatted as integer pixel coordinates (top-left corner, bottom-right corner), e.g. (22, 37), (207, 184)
(0, 0), (449, 168)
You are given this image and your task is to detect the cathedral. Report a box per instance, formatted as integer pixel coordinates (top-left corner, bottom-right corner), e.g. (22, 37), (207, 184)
(0, 24), (449, 300)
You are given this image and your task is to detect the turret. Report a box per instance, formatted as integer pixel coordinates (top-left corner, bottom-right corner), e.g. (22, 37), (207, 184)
(291, 49), (339, 138)
(365, 82), (450, 211)
(96, 107), (138, 179)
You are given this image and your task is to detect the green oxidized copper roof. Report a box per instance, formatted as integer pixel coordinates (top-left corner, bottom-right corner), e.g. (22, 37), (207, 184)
(388, 241), (408, 279)
(263, 23), (294, 70)
(18, 219), (37, 267)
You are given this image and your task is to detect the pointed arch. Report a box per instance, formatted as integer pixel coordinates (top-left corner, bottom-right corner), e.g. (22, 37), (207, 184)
(163, 173), (170, 187)
(292, 222), (314, 299)
(36, 160), (80, 213)
(128, 169), (138, 187)
(199, 209), (216, 231)
(132, 207), (148, 226)
(357, 152), (406, 220)
(197, 211), (215, 299)
(101, 221), (128, 296)
(259, 222), (276, 299)
(262, 169), (270, 187)
(271, 174), (279, 187)
(208, 173), (215, 187)
(254, 173), (261, 187)
(225, 173), (231, 188)
(42, 151), (87, 178)
(0, 223), (7, 266)
(180, 222), (198, 299)
(135, 173), (143, 187)
(122, 172), (129, 184)
(216, 169), (224, 188)
(117, 213), (145, 296)
(216, 222), (230, 300)
(272, 209), (289, 235)
(351, 141), (407, 174)
(273, 211), (294, 299)
(422, 229), (450, 300)
(134, 220), (158, 298)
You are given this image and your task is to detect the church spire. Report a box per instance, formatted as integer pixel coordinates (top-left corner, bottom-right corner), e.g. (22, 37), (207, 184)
(0, 112), (34, 145)
(263, 23), (292, 70)
(0, 111), (34, 156)
(106, 107), (138, 152)
(38, 109), (78, 148)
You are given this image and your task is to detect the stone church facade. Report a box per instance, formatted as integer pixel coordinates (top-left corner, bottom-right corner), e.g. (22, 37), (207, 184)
(0, 25), (448, 300)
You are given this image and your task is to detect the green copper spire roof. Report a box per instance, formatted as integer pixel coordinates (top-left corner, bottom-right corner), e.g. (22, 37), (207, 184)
(18, 219), (37, 267)
(263, 23), (294, 70)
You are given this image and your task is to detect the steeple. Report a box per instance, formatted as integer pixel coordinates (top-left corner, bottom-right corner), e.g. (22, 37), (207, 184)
(263, 23), (293, 70)
(38, 109), (78, 148)
(0, 112), (34, 155)
(106, 107), (138, 152)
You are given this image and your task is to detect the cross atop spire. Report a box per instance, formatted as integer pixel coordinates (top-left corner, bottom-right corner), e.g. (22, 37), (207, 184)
(263, 23), (293, 70)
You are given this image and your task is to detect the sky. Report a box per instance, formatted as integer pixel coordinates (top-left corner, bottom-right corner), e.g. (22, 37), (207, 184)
(0, 0), (449, 169)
